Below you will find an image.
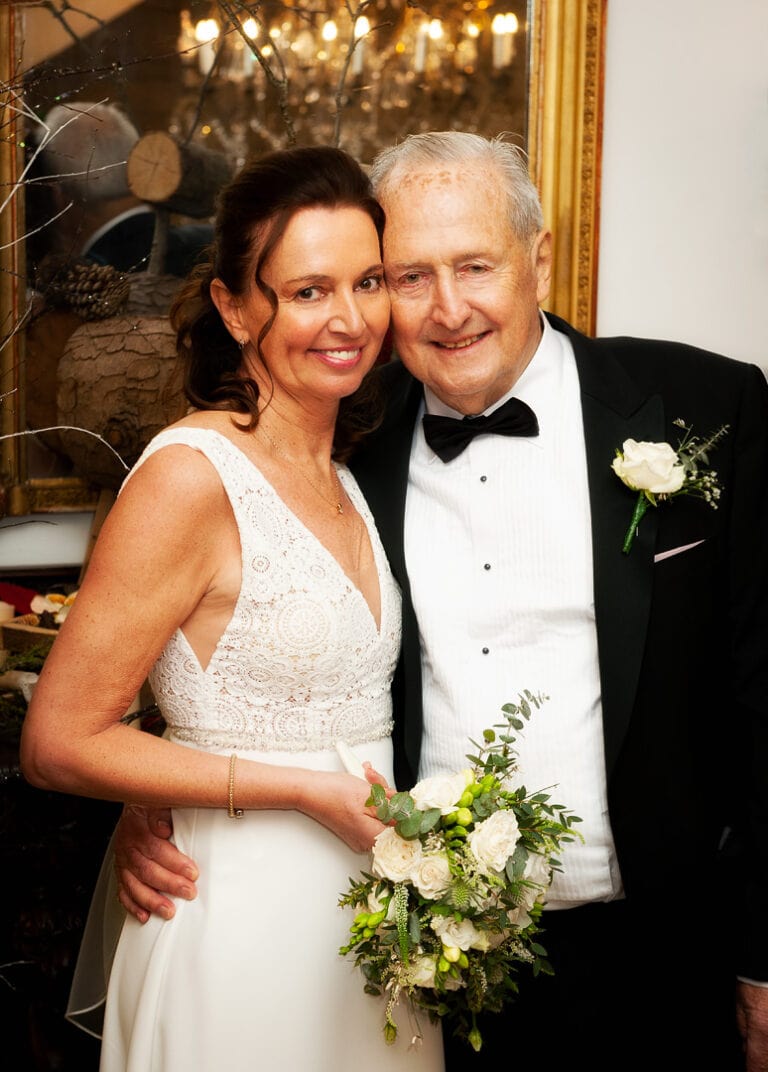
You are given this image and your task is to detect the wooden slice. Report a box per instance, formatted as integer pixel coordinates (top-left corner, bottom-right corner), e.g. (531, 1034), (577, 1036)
(127, 131), (182, 205)
(127, 131), (233, 219)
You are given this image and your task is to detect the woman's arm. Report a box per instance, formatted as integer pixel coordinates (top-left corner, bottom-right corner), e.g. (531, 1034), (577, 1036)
(20, 445), (385, 851)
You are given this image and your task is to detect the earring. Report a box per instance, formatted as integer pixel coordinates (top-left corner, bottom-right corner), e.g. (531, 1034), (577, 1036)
(238, 338), (247, 350)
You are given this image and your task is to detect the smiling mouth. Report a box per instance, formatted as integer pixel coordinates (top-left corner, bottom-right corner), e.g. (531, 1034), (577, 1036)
(433, 333), (487, 351)
(313, 348), (362, 364)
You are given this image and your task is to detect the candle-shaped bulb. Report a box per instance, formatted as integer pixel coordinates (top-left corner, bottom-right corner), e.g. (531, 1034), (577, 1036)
(352, 15), (369, 75)
(195, 18), (219, 75)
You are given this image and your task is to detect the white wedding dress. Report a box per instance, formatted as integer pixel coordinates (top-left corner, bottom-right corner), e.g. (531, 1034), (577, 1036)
(69, 428), (444, 1072)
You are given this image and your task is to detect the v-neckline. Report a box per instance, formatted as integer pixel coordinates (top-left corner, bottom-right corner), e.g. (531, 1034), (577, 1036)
(208, 429), (384, 636)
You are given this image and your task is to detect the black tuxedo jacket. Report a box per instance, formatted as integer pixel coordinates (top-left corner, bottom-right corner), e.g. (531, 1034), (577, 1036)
(350, 312), (768, 979)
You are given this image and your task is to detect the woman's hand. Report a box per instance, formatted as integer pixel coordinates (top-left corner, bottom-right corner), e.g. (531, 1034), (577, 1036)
(363, 761), (391, 793)
(297, 770), (389, 852)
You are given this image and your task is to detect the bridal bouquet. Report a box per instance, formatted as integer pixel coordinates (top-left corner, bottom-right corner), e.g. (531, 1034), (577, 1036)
(338, 692), (582, 1052)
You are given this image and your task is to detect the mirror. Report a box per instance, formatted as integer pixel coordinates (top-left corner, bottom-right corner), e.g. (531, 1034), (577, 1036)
(0, 0), (605, 514)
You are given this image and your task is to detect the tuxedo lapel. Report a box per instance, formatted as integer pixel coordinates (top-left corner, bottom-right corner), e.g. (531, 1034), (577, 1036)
(350, 364), (422, 589)
(350, 365), (426, 785)
(550, 316), (666, 775)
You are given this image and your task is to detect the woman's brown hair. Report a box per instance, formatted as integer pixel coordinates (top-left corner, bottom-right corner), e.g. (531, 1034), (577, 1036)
(169, 145), (387, 460)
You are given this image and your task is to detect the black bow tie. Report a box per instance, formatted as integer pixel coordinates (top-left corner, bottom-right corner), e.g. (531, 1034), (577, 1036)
(422, 396), (539, 462)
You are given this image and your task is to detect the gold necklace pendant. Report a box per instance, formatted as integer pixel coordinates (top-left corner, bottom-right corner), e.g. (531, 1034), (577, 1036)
(260, 426), (344, 516)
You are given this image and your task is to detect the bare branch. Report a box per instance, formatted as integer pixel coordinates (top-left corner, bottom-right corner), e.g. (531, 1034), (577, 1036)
(332, 0), (388, 148)
(217, 0), (297, 146)
(0, 427), (130, 472)
(34, 0), (105, 55)
(181, 34), (227, 147)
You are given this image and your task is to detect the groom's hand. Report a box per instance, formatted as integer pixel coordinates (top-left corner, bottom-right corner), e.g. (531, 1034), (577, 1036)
(114, 804), (199, 923)
(737, 980), (768, 1072)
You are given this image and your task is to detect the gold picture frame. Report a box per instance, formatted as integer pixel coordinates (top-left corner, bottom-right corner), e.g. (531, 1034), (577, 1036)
(0, 0), (606, 515)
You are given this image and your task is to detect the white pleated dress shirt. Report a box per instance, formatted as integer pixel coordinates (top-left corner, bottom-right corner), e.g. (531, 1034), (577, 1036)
(404, 316), (623, 907)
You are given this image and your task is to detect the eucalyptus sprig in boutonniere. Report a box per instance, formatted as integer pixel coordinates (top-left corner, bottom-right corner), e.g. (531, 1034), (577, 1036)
(612, 418), (729, 554)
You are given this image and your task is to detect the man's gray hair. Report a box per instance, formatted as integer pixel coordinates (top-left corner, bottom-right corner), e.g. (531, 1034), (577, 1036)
(369, 131), (544, 244)
(40, 101), (139, 204)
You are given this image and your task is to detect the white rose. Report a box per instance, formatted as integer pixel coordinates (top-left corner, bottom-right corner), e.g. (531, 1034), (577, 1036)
(612, 439), (685, 494)
(410, 770), (471, 815)
(367, 886), (396, 920)
(508, 851), (553, 922)
(411, 853), (452, 899)
(371, 827), (423, 882)
(430, 915), (489, 951)
(407, 954), (438, 988)
(467, 810), (520, 875)
(505, 905), (532, 930)
(523, 850), (552, 895)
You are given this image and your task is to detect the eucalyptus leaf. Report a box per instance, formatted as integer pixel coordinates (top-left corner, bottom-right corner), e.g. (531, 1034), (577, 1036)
(368, 783), (387, 807)
(389, 791), (414, 815)
(397, 814), (425, 838)
(418, 808), (442, 834)
(506, 843), (528, 881)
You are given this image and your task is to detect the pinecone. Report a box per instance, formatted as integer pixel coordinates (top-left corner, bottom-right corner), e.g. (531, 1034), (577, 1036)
(36, 255), (130, 320)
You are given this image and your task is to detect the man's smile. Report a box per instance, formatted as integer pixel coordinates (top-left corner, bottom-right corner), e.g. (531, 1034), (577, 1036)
(432, 332), (489, 351)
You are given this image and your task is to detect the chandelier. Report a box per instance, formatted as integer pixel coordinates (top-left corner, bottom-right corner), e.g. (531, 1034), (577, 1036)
(172, 2), (529, 166)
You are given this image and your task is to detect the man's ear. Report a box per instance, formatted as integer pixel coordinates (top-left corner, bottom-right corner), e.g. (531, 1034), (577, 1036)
(531, 230), (553, 305)
(210, 278), (245, 343)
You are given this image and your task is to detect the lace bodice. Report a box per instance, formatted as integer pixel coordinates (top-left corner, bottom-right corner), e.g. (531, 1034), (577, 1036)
(128, 427), (401, 752)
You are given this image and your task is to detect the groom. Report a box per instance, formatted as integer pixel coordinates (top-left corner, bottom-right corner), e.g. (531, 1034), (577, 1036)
(115, 132), (768, 1070)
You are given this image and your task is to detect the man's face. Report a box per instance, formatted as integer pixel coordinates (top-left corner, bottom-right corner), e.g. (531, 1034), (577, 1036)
(380, 163), (552, 415)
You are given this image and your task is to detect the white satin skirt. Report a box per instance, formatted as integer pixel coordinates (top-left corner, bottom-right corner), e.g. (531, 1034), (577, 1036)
(69, 738), (444, 1072)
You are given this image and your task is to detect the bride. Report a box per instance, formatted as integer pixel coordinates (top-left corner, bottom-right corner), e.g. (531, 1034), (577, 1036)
(21, 145), (444, 1072)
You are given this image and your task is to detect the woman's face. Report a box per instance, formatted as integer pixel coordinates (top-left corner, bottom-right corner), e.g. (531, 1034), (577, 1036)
(236, 205), (389, 407)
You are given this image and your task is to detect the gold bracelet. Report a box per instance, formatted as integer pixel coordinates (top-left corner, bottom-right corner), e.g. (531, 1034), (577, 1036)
(228, 753), (244, 819)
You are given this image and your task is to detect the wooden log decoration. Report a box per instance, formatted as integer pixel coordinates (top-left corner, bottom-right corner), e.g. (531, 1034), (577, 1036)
(124, 272), (185, 318)
(126, 131), (233, 219)
(57, 316), (186, 489)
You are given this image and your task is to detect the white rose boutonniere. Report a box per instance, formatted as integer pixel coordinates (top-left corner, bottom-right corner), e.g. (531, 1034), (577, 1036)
(612, 419), (729, 554)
